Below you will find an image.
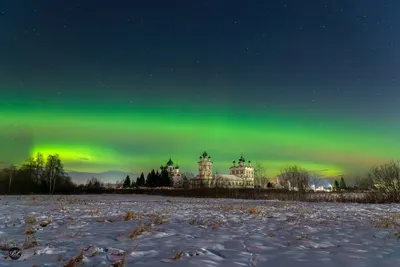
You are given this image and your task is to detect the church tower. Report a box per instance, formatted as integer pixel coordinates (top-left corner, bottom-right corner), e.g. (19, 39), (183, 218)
(198, 151), (213, 181)
(166, 158), (175, 173)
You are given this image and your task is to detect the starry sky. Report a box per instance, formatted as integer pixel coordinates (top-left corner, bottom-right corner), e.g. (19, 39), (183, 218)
(0, 0), (399, 182)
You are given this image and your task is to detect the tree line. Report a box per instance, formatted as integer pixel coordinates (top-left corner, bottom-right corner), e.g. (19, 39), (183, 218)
(0, 153), (179, 194)
(121, 166), (174, 188)
(1, 152), (399, 203)
(0, 153), (75, 194)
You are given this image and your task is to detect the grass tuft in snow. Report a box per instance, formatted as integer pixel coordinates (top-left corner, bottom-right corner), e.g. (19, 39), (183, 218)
(110, 253), (126, 267)
(173, 250), (183, 260)
(23, 226), (39, 249)
(88, 209), (100, 216)
(63, 249), (84, 267)
(373, 215), (400, 229)
(24, 216), (38, 224)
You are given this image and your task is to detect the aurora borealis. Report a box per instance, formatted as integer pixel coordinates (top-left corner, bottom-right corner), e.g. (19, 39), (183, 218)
(0, 1), (399, 182)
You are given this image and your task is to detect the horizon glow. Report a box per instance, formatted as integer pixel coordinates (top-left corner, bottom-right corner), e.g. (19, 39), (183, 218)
(1, 94), (398, 181)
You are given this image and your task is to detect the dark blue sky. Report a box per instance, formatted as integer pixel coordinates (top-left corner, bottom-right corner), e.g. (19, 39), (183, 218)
(0, 0), (399, 117)
(1, 0), (399, 180)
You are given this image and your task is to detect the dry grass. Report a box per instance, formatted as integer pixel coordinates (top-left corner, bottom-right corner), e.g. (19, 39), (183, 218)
(25, 227), (37, 236)
(72, 229), (86, 238)
(217, 205), (263, 216)
(57, 206), (67, 212)
(297, 233), (311, 240)
(24, 226), (39, 249)
(149, 213), (168, 225)
(248, 207), (262, 216)
(217, 205), (235, 212)
(319, 220), (329, 226)
(188, 218), (207, 226)
(372, 214), (400, 229)
(298, 211), (306, 219)
(127, 214), (167, 239)
(96, 218), (110, 223)
(189, 217), (224, 230)
(63, 249), (84, 267)
(109, 253), (126, 267)
(393, 231), (400, 238)
(265, 232), (275, 238)
(88, 209), (100, 216)
(123, 211), (139, 221)
(128, 221), (149, 239)
(39, 217), (52, 227)
(389, 212), (400, 219)
(173, 250), (183, 260)
(211, 219), (223, 230)
(25, 216), (38, 224)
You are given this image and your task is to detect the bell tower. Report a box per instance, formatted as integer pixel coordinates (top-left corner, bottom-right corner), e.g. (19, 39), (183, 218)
(198, 151), (213, 180)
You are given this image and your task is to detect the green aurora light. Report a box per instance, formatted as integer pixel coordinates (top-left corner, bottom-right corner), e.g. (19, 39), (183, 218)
(1, 95), (398, 180)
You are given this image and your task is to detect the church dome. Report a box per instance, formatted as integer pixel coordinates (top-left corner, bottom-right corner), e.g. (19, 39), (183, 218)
(202, 151), (208, 157)
(167, 158), (174, 166)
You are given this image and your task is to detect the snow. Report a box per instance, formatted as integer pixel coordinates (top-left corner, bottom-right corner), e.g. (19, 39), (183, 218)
(0, 194), (400, 266)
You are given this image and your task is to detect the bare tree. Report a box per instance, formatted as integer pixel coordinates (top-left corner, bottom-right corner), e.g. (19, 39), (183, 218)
(279, 165), (309, 192)
(213, 173), (227, 188)
(45, 154), (64, 194)
(86, 177), (104, 189)
(34, 153), (45, 184)
(254, 163), (268, 188)
(181, 172), (195, 189)
(354, 175), (374, 190)
(8, 164), (15, 193)
(21, 153), (45, 186)
(370, 160), (400, 201)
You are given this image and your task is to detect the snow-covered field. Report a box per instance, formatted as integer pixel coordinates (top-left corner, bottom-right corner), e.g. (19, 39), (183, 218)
(1, 194), (400, 267)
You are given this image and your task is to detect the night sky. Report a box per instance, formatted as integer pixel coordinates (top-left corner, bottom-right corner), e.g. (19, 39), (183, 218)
(0, 1), (399, 182)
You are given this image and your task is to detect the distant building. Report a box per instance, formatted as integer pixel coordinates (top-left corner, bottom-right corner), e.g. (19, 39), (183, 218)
(229, 156), (254, 179)
(104, 182), (123, 189)
(161, 158), (183, 187)
(276, 174), (332, 192)
(309, 178), (332, 192)
(193, 152), (254, 188)
(193, 151), (213, 187)
(217, 156), (254, 188)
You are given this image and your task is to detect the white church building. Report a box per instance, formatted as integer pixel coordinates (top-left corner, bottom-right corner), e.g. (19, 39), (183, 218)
(161, 158), (183, 187)
(193, 151), (255, 188)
